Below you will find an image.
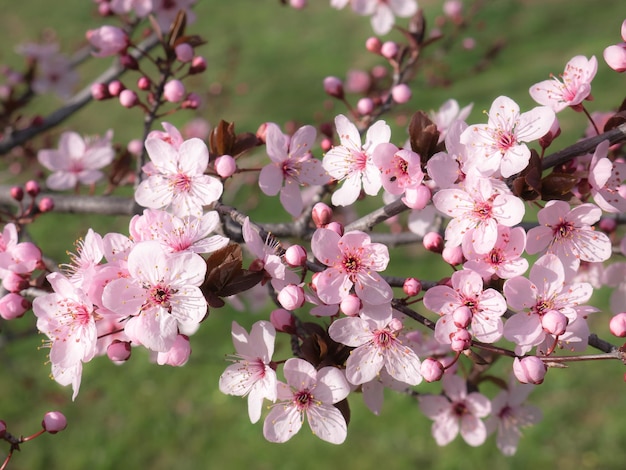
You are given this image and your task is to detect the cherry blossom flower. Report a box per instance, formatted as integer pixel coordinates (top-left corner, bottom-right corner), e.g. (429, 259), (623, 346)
(263, 358), (350, 444)
(86, 26), (128, 57)
(503, 254), (596, 355)
(588, 140), (626, 213)
(219, 321), (278, 423)
(460, 95), (555, 177)
(0, 223), (42, 278)
(432, 174), (525, 254)
(311, 227), (392, 305)
(38, 131), (115, 191)
(429, 98), (474, 144)
(426, 120), (469, 189)
(371, 143), (424, 195)
(102, 241), (207, 352)
(135, 137), (223, 217)
(328, 316), (422, 385)
(529, 55), (598, 112)
(423, 269), (507, 344)
(485, 381), (542, 456)
(259, 123), (329, 217)
(419, 374), (491, 446)
(322, 114), (389, 206)
(462, 225), (528, 280)
(110, 0), (153, 17)
(352, 0), (419, 36)
(525, 200), (611, 275)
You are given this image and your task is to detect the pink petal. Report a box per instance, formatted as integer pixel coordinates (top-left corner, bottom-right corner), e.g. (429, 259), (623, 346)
(307, 405), (347, 444)
(263, 403), (302, 443)
(258, 164), (283, 196)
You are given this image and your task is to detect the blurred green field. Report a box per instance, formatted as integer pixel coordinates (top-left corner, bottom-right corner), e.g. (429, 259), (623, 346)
(2, 0), (626, 469)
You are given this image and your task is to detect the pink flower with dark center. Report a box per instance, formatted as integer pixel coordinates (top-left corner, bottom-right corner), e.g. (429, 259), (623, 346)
(219, 321), (278, 423)
(529, 55), (598, 112)
(135, 137), (223, 217)
(424, 269), (507, 344)
(589, 140), (626, 213)
(419, 374), (491, 446)
(432, 174), (525, 254)
(460, 95), (555, 177)
(263, 358), (350, 444)
(323, 114), (389, 206)
(328, 316), (422, 386)
(371, 142), (424, 195)
(311, 227), (392, 305)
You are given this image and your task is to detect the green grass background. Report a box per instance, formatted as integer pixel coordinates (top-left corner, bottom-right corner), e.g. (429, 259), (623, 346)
(1, 0), (626, 469)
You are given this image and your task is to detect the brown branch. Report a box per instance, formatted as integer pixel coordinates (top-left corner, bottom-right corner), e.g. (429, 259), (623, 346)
(345, 198), (410, 233)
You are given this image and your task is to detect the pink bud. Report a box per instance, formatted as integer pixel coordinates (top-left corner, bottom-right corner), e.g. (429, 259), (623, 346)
(380, 41), (398, 60)
(452, 306), (473, 329)
(270, 308), (296, 333)
(189, 56), (207, 74)
(340, 294), (361, 316)
(357, 97), (374, 115)
(119, 89), (138, 108)
(345, 69), (371, 94)
(214, 154), (237, 178)
(175, 43), (194, 63)
(443, 0), (463, 18)
(42, 411), (67, 434)
(10, 186), (24, 201)
(163, 80), (186, 103)
(402, 184), (431, 210)
(462, 37), (476, 50)
(450, 328), (471, 352)
(609, 312), (626, 337)
(513, 356), (547, 384)
(157, 335), (191, 366)
(391, 84), (412, 104)
(25, 180), (40, 197)
(108, 80), (124, 97)
(420, 358), (444, 382)
(277, 284), (305, 310)
(423, 232), (443, 253)
(182, 92), (201, 109)
(38, 197), (54, 213)
(365, 36), (382, 54)
(371, 65), (387, 79)
(0, 293), (31, 320)
(107, 340), (132, 362)
(541, 310), (568, 336)
(442, 245), (464, 266)
(127, 139), (143, 156)
(285, 245), (307, 267)
(403, 278), (421, 297)
(91, 82), (110, 100)
(388, 317), (403, 332)
(289, 0), (307, 8)
(323, 76), (344, 99)
(599, 217), (617, 233)
(2, 272), (29, 293)
(137, 76), (151, 90)
(312, 202), (333, 227)
(320, 137), (332, 152)
(325, 221), (344, 236)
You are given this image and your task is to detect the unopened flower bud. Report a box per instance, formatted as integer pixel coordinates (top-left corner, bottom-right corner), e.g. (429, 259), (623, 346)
(119, 89), (138, 108)
(290, 0), (307, 9)
(325, 221), (344, 236)
(380, 41), (398, 60)
(91, 82), (110, 100)
(609, 312), (626, 337)
(0, 293), (31, 320)
(357, 97), (374, 115)
(365, 36), (382, 54)
(340, 294), (361, 316)
(453, 306), (473, 329)
(189, 56), (207, 74)
(320, 138), (332, 152)
(423, 232), (444, 253)
(599, 217), (617, 233)
(277, 284), (305, 310)
(450, 328), (471, 352)
(323, 76), (344, 99)
(137, 76), (151, 90)
(285, 245), (307, 267)
(127, 139), (143, 156)
(164, 79), (186, 103)
(541, 310), (568, 336)
(120, 54), (138, 70)
(10, 186), (24, 201)
(214, 154), (237, 178)
(270, 308), (296, 333)
(402, 184), (431, 210)
(420, 358), (444, 382)
(108, 80), (125, 97)
(403, 278), (421, 297)
(175, 43), (194, 63)
(312, 202), (333, 227)
(2, 272), (29, 293)
(442, 245), (464, 266)
(391, 84), (412, 103)
(513, 356), (547, 384)
(38, 197), (54, 213)
(25, 180), (40, 197)
(42, 411), (67, 434)
(181, 92), (201, 109)
(107, 340), (132, 362)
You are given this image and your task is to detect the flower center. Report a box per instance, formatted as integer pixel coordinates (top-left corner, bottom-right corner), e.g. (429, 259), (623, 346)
(172, 173), (192, 193)
(553, 220), (574, 240)
(373, 329), (394, 349)
(453, 401), (468, 416)
(293, 390), (314, 411)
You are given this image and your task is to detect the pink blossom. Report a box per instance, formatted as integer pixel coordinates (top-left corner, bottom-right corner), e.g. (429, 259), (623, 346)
(146, 122), (185, 150)
(323, 114), (389, 206)
(156, 334), (191, 366)
(529, 55), (598, 112)
(352, 0), (419, 36)
(102, 241), (207, 352)
(219, 321), (278, 423)
(429, 99), (474, 143)
(460, 95), (555, 177)
(419, 374), (491, 446)
(311, 227), (392, 305)
(0, 223), (42, 277)
(134, 137), (223, 217)
(485, 381), (542, 456)
(86, 26), (128, 57)
(503, 254), (596, 355)
(259, 123), (329, 217)
(263, 358), (350, 444)
(462, 225), (529, 280)
(432, 174), (525, 254)
(371, 143), (424, 195)
(589, 140), (626, 213)
(110, 0), (153, 17)
(329, 316), (422, 385)
(525, 200), (611, 275)
(38, 131), (115, 191)
(424, 269), (507, 344)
